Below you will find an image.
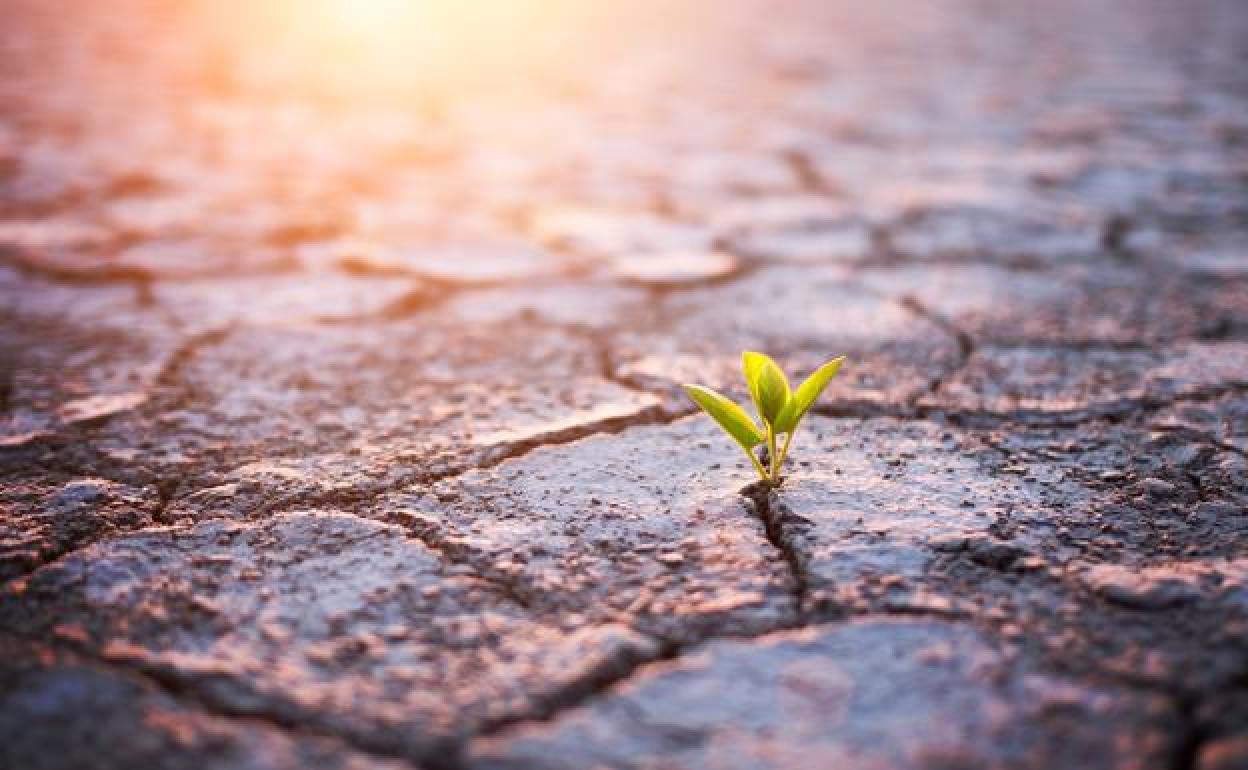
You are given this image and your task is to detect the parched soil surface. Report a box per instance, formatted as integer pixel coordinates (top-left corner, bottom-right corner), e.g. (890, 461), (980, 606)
(2, 1), (1247, 768)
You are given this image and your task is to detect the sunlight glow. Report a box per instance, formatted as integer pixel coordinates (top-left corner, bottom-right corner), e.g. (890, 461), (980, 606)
(322, 0), (418, 36)
(194, 0), (612, 99)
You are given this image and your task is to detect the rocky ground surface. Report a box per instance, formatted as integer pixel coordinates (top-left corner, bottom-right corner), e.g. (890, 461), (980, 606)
(2, 0), (1247, 768)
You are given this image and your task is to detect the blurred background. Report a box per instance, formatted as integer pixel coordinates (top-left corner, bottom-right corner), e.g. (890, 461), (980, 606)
(3, 0), (1243, 278)
(1, 0), (1246, 447)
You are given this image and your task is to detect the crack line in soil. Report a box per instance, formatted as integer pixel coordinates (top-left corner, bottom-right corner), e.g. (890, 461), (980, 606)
(0, 243), (152, 285)
(152, 324), (235, 390)
(1, 630), (431, 770)
(476, 403), (674, 471)
(383, 508), (538, 611)
(741, 481), (819, 617)
(1169, 692), (1209, 770)
(898, 293), (976, 383)
(464, 636), (681, 741)
(904, 382), (1248, 431)
(6, 266), (1244, 767)
(11, 618), (813, 770)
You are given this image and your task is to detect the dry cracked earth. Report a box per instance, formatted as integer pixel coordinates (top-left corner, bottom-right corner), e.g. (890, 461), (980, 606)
(2, 0), (1248, 768)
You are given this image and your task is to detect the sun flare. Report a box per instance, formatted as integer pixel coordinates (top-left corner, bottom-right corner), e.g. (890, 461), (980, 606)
(320, 0), (418, 35)
(192, 0), (610, 99)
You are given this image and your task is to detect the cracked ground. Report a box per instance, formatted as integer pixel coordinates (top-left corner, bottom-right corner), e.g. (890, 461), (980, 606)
(2, 0), (1247, 768)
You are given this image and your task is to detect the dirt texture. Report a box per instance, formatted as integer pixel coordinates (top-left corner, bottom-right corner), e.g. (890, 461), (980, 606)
(2, 0), (1246, 768)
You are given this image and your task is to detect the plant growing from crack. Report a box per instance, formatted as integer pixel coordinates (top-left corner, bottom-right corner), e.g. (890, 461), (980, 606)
(683, 352), (845, 487)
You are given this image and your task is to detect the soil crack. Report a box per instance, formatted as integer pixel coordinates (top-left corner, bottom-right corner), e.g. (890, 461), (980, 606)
(740, 481), (820, 616)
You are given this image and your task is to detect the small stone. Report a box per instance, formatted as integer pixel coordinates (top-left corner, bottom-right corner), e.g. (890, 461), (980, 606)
(1140, 478), (1179, 499)
(1080, 564), (1205, 610)
(928, 533), (970, 553)
(58, 392), (148, 425)
(965, 536), (1029, 570)
(0, 430), (50, 448)
(883, 591), (961, 615)
(53, 479), (113, 507)
(655, 552), (685, 567)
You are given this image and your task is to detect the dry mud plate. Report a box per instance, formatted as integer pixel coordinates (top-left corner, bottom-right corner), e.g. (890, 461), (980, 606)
(2, 1), (1247, 769)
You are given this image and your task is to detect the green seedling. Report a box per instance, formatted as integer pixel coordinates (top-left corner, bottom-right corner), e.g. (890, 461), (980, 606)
(683, 352), (845, 487)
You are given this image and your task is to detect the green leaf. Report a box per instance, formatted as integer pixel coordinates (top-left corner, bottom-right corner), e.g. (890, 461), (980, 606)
(682, 384), (765, 451)
(742, 351), (791, 427)
(774, 356), (845, 433)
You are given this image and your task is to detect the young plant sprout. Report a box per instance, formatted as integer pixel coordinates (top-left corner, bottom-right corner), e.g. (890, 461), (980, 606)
(683, 352), (845, 487)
